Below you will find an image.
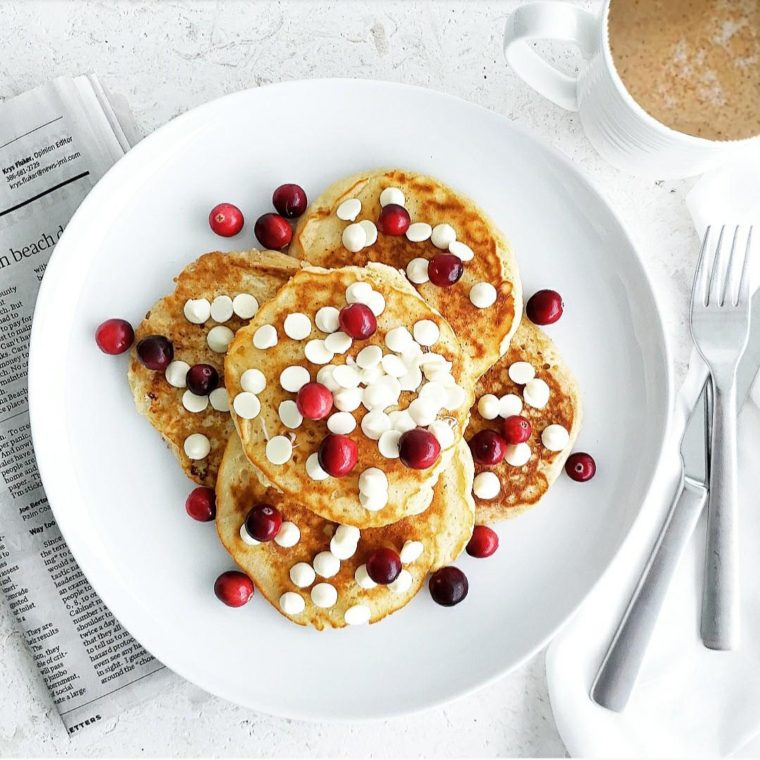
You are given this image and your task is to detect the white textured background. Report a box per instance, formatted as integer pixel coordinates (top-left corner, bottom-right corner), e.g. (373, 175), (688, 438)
(0, 0), (698, 755)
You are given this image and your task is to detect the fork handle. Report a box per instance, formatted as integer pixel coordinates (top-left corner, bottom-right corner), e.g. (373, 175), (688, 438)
(702, 379), (740, 650)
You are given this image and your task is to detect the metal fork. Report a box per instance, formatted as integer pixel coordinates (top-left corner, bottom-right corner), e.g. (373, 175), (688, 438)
(690, 225), (753, 650)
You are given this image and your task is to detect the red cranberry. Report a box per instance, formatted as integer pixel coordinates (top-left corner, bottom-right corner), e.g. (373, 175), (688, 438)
(296, 382), (333, 420)
(565, 452), (596, 482)
(501, 415), (532, 445)
(338, 303), (377, 340)
(244, 503), (282, 542)
(468, 429), (507, 466)
(185, 486), (216, 522)
(317, 434), (358, 477)
(214, 571), (254, 607)
(526, 289), (564, 325)
(377, 203), (411, 236)
(429, 566), (468, 607)
(272, 184), (307, 218)
(466, 525), (499, 558)
(95, 318), (134, 355)
(399, 428), (441, 470)
(136, 335), (174, 370)
(366, 547), (402, 584)
(186, 363), (219, 395)
(254, 213), (292, 250)
(208, 203), (244, 237)
(428, 253), (464, 287)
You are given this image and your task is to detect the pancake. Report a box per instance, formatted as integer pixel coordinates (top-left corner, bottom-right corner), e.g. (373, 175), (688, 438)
(467, 319), (582, 523)
(290, 168), (522, 377)
(224, 263), (476, 528)
(128, 249), (302, 487)
(216, 433), (475, 629)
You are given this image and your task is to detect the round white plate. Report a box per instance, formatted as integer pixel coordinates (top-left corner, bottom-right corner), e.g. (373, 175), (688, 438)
(29, 80), (672, 721)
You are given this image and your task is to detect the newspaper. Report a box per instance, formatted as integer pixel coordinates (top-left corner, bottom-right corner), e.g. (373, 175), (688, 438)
(0, 75), (173, 735)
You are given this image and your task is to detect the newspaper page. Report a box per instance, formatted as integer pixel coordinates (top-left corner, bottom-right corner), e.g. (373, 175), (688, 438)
(0, 75), (173, 735)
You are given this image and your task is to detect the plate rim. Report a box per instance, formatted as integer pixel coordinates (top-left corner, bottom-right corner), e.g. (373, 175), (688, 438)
(28, 77), (675, 721)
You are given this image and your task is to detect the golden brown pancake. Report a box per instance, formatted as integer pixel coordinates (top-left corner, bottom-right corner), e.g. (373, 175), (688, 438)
(128, 249), (302, 486)
(216, 434), (475, 629)
(467, 320), (582, 523)
(290, 168), (522, 377)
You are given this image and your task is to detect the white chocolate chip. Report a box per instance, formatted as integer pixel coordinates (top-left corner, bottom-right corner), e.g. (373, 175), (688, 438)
(333, 365), (361, 389)
(313, 551), (340, 578)
(342, 223), (367, 252)
(385, 326), (414, 353)
(306, 452), (329, 481)
(477, 394), (500, 420)
(207, 325), (234, 353)
(409, 397), (438, 426)
(449, 240), (474, 261)
(505, 442), (532, 467)
(355, 564), (377, 589)
(232, 293), (259, 319)
(413, 319), (439, 347)
(345, 604), (371, 626)
(304, 339), (334, 365)
(316, 365), (341, 392)
(428, 419), (455, 449)
(473, 471), (501, 500)
(363, 376), (401, 410)
(508, 362), (535, 385)
(419, 382), (446, 408)
(360, 489), (388, 511)
(398, 365), (424, 392)
(233, 391), (261, 419)
(209, 387), (229, 411)
(311, 583), (338, 609)
(357, 345), (383, 369)
(165, 360), (190, 388)
(184, 298), (211, 324)
(327, 411), (356, 435)
(280, 591), (305, 615)
(335, 525), (360, 545)
(400, 540), (424, 564)
(378, 429), (402, 458)
(359, 467), (388, 494)
(346, 281), (373, 305)
(330, 534), (358, 560)
(324, 331), (352, 354)
(389, 569), (413, 594)
(284, 313), (312, 340)
(431, 223), (456, 249)
(275, 522), (300, 548)
(253, 324), (278, 350)
(381, 354), (407, 378)
(542, 424), (569, 451)
(499, 393), (523, 417)
(240, 523), (260, 546)
(443, 384), (467, 411)
(380, 187), (405, 207)
(315, 306), (340, 333)
(280, 365), (310, 392)
(406, 257), (430, 284)
(337, 197), (361, 221)
(360, 365), (383, 386)
(210, 295), (234, 323)
(183, 433), (210, 460)
(290, 562), (316, 588)
(469, 282), (497, 308)
(366, 290), (385, 316)
(406, 222), (432, 242)
(389, 409), (416, 433)
(359, 219), (378, 246)
(361, 410), (391, 440)
(524, 378), (550, 409)
(240, 368), (266, 394)
(266, 435), (293, 465)
(279, 400), (303, 429)
(334, 387), (363, 412)
(182, 390), (209, 413)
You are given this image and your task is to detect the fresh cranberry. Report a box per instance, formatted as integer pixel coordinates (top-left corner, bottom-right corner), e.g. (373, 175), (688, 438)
(338, 303), (377, 340)
(254, 213), (292, 250)
(95, 318), (134, 354)
(377, 203), (411, 236)
(399, 428), (441, 470)
(186, 363), (219, 395)
(296, 382), (333, 420)
(214, 571), (254, 607)
(466, 525), (499, 558)
(366, 547), (402, 584)
(244, 503), (282, 542)
(208, 203), (244, 237)
(428, 253), (464, 287)
(429, 566), (468, 607)
(565, 452), (596, 482)
(501, 415), (532, 445)
(526, 289), (564, 325)
(272, 184), (307, 218)
(136, 335), (174, 370)
(317, 434), (358, 477)
(468, 429), (507, 466)
(185, 486), (216, 522)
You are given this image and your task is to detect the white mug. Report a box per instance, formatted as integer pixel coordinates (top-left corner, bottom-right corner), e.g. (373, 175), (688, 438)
(503, 1), (760, 179)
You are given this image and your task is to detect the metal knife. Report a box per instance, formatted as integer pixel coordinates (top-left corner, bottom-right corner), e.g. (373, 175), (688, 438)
(591, 289), (760, 713)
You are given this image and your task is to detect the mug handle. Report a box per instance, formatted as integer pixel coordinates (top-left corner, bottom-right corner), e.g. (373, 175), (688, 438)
(504, 1), (598, 111)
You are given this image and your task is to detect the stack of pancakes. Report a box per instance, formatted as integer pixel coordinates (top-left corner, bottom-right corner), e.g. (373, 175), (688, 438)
(128, 169), (581, 629)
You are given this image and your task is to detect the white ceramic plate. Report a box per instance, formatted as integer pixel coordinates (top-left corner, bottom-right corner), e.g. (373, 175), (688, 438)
(29, 80), (672, 721)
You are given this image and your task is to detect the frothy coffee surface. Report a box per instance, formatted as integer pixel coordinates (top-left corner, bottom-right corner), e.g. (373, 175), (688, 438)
(608, 0), (760, 141)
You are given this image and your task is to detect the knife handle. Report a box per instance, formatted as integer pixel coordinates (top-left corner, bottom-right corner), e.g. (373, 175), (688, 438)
(590, 474), (707, 712)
